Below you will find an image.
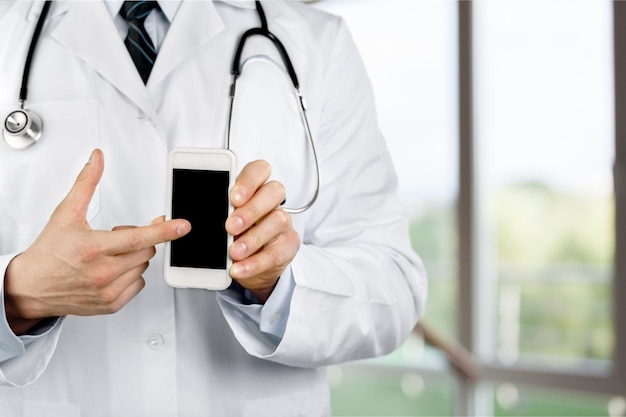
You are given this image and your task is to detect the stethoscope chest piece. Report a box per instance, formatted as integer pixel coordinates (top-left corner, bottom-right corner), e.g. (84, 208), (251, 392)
(3, 109), (43, 150)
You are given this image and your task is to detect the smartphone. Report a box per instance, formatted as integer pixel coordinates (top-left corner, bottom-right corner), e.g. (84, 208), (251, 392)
(164, 148), (236, 290)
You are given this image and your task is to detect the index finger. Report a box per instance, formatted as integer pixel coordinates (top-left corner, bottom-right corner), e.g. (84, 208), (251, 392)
(103, 219), (191, 255)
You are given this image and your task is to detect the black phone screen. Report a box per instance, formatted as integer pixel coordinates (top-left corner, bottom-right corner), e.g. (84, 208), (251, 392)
(170, 168), (229, 269)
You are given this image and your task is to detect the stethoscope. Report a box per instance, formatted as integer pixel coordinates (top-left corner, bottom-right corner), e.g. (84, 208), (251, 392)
(2, 0), (320, 214)
(2, 0), (51, 151)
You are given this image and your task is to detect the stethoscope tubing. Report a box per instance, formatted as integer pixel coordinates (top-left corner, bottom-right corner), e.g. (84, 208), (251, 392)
(226, 55), (320, 214)
(19, 0), (52, 108)
(4, 0), (321, 213)
(226, 2), (319, 214)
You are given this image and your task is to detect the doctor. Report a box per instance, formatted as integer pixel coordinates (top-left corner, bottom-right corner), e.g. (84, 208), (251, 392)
(0, 1), (427, 416)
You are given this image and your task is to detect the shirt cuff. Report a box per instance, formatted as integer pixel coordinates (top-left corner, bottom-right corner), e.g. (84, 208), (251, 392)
(0, 254), (61, 362)
(219, 267), (295, 344)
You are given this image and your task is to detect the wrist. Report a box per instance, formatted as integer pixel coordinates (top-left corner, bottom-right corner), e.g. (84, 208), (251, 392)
(4, 255), (46, 335)
(248, 279), (279, 304)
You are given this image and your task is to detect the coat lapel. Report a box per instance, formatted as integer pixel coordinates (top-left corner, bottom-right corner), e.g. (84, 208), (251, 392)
(48, 1), (156, 119)
(148, 1), (225, 88)
(44, 1), (257, 116)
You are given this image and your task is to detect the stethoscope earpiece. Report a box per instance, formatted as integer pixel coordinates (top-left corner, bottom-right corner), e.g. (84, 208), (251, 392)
(3, 108), (43, 150)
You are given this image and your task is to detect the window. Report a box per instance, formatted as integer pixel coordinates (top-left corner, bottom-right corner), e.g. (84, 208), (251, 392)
(473, 0), (615, 370)
(313, 0), (624, 415)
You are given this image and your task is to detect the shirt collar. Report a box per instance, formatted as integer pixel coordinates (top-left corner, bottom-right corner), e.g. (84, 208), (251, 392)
(220, 1), (256, 9)
(104, 1), (182, 22)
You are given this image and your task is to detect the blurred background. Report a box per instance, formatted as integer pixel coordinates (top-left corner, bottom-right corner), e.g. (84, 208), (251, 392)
(309, 0), (625, 416)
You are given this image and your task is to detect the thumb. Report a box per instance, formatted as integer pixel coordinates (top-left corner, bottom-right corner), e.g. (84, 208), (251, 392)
(56, 149), (104, 223)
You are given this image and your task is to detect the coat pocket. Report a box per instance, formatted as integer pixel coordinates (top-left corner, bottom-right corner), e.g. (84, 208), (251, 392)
(0, 100), (100, 239)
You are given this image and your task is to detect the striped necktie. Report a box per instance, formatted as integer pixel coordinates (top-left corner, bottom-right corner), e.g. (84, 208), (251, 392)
(120, 1), (160, 84)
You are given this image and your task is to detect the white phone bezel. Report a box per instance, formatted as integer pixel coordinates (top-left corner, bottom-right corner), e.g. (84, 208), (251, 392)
(164, 148), (236, 290)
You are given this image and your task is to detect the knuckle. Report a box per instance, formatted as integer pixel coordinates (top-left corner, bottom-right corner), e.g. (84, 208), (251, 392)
(91, 267), (114, 289)
(255, 159), (272, 176)
(125, 233), (146, 252)
(102, 302), (121, 315)
(263, 182), (286, 207)
(268, 248), (284, 269)
(240, 159), (269, 183)
(287, 230), (301, 248)
(78, 241), (101, 264)
(238, 176), (255, 192)
(268, 180), (286, 199)
(244, 234), (263, 254)
(98, 287), (118, 306)
(102, 276), (145, 315)
(245, 258), (261, 276)
(139, 247), (156, 262)
(273, 209), (292, 229)
(242, 204), (262, 225)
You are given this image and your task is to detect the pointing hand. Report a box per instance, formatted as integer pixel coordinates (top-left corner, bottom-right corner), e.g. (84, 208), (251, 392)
(4, 149), (191, 334)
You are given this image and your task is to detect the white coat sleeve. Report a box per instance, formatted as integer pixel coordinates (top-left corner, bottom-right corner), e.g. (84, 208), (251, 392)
(220, 17), (428, 367)
(0, 254), (65, 387)
(218, 266), (295, 344)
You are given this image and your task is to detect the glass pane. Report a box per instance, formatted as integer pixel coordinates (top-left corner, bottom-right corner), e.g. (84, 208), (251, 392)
(473, 0), (614, 368)
(481, 382), (624, 417)
(329, 365), (456, 417)
(313, 0), (459, 414)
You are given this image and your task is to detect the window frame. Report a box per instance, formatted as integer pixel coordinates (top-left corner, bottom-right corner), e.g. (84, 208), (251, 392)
(455, 1), (626, 414)
(319, 0), (624, 414)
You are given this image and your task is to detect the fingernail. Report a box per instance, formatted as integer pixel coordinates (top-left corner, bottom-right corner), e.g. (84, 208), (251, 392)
(87, 150), (96, 164)
(232, 241), (247, 259)
(231, 263), (245, 278)
(232, 188), (246, 205)
(227, 216), (244, 234)
(177, 221), (191, 236)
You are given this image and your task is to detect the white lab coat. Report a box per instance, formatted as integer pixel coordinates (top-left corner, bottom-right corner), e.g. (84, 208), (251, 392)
(0, 1), (427, 416)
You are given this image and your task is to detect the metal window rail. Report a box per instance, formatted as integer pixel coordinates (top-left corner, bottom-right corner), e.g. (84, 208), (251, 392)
(414, 321), (480, 381)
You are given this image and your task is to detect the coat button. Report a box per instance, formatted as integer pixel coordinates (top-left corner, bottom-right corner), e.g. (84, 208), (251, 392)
(146, 334), (165, 350)
(137, 112), (155, 126)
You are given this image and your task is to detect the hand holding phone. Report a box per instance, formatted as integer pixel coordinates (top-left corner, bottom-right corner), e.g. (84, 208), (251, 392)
(164, 148), (236, 290)
(225, 160), (301, 303)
